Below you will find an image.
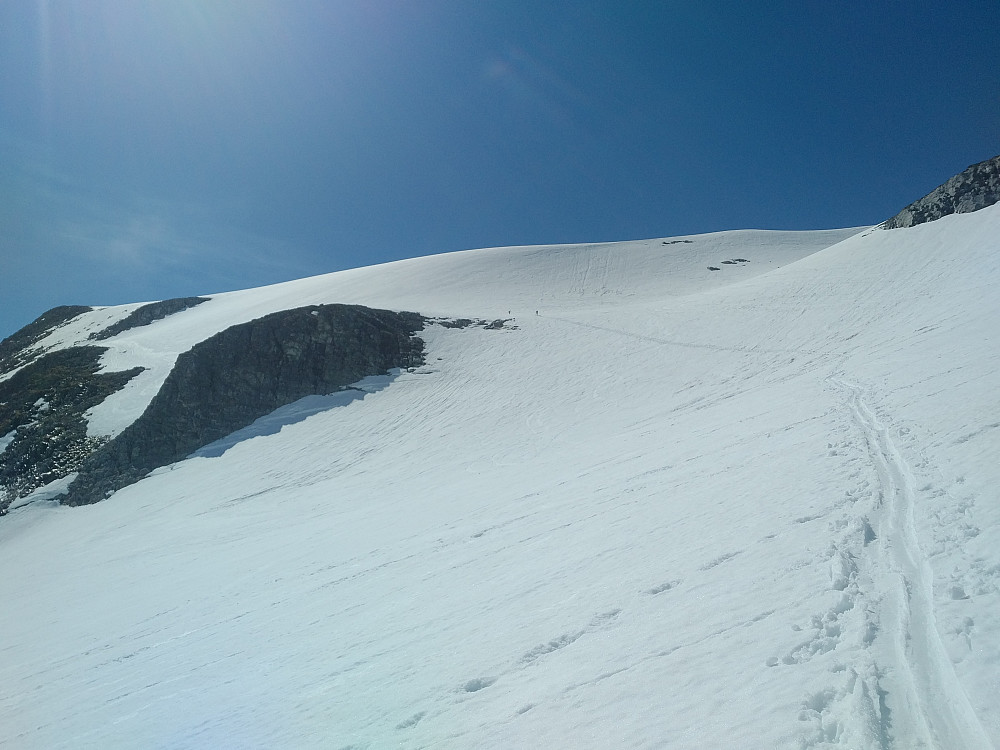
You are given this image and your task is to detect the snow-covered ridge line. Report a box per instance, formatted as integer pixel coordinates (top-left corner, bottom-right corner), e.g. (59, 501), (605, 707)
(23, 227), (864, 363)
(8, 227), (857, 441)
(1, 226), (861, 516)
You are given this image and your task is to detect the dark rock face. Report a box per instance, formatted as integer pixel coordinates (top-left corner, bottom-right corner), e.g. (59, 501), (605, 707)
(89, 297), (210, 341)
(0, 306), (93, 373)
(0, 347), (144, 514)
(433, 318), (476, 329)
(428, 317), (513, 330)
(884, 154), (1000, 229)
(64, 304), (424, 506)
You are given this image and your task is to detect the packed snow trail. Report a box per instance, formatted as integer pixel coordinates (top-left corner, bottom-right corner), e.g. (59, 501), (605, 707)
(836, 379), (992, 750)
(540, 312), (812, 356)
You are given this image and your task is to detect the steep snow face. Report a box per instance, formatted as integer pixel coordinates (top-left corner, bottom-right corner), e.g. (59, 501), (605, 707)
(1, 213), (997, 749)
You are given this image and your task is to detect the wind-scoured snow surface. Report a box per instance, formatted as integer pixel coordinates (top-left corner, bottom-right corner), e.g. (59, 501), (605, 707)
(2, 219), (998, 749)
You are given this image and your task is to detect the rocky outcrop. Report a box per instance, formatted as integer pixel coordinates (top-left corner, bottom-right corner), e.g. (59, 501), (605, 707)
(0, 346), (144, 514)
(63, 304), (424, 506)
(89, 297), (210, 341)
(0, 305), (93, 373)
(884, 154), (1000, 229)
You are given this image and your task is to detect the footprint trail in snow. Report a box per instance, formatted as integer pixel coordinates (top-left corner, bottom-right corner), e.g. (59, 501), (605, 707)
(797, 380), (994, 749)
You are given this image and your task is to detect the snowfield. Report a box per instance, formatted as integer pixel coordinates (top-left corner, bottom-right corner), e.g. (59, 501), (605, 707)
(1, 213), (998, 749)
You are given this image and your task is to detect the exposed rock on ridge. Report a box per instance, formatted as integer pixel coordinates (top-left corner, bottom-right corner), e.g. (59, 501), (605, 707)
(64, 304), (424, 506)
(884, 154), (1000, 228)
(89, 297), (210, 341)
(0, 305), (93, 373)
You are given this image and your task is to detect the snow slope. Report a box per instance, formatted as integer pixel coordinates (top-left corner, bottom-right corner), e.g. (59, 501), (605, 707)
(20, 228), (859, 438)
(1, 215), (997, 749)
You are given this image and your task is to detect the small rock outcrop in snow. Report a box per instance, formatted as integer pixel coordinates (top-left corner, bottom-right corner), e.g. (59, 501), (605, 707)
(883, 154), (1000, 228)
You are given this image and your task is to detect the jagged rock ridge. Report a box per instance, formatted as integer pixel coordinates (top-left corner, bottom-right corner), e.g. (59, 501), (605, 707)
(64, 304), (425, 506)
(884, 154), (1000, 228)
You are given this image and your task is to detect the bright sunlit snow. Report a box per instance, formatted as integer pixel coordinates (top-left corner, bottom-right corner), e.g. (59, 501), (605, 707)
(1, 215), (998, 749)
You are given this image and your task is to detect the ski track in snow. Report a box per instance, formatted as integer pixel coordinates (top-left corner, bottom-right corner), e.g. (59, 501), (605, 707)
(794, 378), (993, 749)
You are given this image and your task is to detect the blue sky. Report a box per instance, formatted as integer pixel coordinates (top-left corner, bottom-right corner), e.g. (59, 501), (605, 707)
(2, 0), (998, 339)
